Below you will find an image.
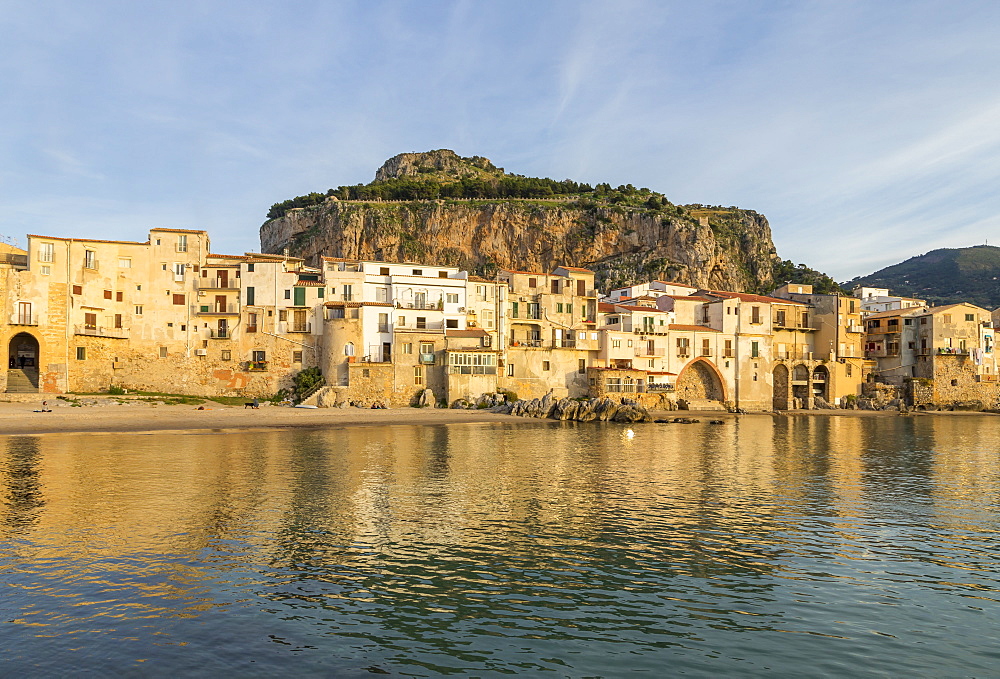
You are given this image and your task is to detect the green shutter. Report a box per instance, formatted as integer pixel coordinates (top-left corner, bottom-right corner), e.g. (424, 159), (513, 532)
(245, 286), (255, 306)
(293, 287), (306, 306)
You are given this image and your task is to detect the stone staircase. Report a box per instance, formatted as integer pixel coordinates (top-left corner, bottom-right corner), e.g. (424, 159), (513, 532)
(681, 398), (727, 412)
(6, 369), (39, 393)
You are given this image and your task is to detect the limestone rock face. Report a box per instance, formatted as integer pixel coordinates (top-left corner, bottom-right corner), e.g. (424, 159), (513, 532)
(261, 197), (779, 293)
(375, 150), (498, 181)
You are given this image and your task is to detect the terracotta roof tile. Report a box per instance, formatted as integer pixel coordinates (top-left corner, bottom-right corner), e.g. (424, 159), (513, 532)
(669, 324), (720, 332)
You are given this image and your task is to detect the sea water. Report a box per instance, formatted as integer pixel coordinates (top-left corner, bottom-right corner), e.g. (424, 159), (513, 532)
(2, 416), (999, 677)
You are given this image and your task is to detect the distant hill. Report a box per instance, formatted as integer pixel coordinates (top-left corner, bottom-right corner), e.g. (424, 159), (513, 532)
(844, 245), (1000, 310)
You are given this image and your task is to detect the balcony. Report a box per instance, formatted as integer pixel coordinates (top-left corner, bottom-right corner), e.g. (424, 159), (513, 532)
(10, 314), (37, 326)
(245, 361), (268, 371)
(510, 339), (543, 348)
(287, 323), (312, 334)
(846, 324), (865, 333)
(647, 382), (675, 392)
(207, 329), (231, 339)
(198, 281), (240, 290)
(553, 339), (577, 348)
(194, 303), (240, 315)
(74, 325), (128, 339)
(635, 347), (666, 357)
(419, 353), (436, 364)
(245, 325), (258, 333)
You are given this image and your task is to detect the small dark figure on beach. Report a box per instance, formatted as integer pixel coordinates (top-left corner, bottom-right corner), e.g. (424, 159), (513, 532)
(245, 398), (259, 409)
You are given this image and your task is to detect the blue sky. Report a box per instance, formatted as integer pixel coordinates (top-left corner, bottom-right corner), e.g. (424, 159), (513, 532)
(2, 1), (999, 281)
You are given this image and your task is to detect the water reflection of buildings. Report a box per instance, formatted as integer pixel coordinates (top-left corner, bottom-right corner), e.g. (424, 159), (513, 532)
(4, 418), (1000, 624)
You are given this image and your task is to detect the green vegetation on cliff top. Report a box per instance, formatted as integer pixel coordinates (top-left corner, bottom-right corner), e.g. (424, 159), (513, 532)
(845, 245), (1000, 309)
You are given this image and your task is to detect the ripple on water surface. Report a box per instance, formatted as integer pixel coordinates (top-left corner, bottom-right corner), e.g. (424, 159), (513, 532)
(2, 416), (1000, 676)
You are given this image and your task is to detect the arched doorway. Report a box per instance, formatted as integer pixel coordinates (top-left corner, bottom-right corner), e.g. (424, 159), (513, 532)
(772, 364), (790, 410)
(812, 365), (829, 402)
(791, 364), (810, 408)
(7, 333), (39, 392)
(676, 359), (725, 405)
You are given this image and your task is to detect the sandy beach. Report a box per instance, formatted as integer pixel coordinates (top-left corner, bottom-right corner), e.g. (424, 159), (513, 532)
(0, 397), (989, 437)
(0, 398), (521, 436)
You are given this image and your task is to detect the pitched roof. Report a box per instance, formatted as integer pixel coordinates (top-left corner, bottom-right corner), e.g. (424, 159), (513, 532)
(555, 265), (594, 273)
(669, 324), (720, 332)
(28, 234), (147, 245)
(863, 307), (925, 321)
(928, 302), (987, 314)
(502, 268), (550, 276)
(702, 290), (808, 305)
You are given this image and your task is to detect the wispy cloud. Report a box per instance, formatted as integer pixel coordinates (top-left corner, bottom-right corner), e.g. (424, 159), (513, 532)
(1, 1), (999, 282)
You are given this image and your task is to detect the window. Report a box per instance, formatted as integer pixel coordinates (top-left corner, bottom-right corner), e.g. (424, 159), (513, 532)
(402, 343), (413, 354)
(483, 310), (494, 328)
(293, 287), (306, 306)
(551, 279), (560, 294)
(414, 366), (423, 385)
(556, 303), (564, 313)
(751, 306), (760, 324)
(724, 339), (733, 358)
(116, 291), (123, 302)
(446, 293), (459, 304)
(921, 317), (927, 325)
(84, 312), (97, 329)
(528, 277), (537, 288)
(245, 287), (255, 305)
(221, 350), (231, 361)
(446, 319), (458, 329)
(449, 353), (497, 374)
(173, 263), (186, 281)
(412, 269), (422, 276)
(511, 302), (519, 318)
(38, 242), (54, 263)
(775, 310), (786, 326)
(317, 288), (324, 298)
(751, 341), (760, 358)
(247, 312), (258, 332)
(702, 338), (711, 356)
(801, 312), (809, 328)
(507, 362), (514, 376)
(420, 342), (434, 355)
(904, 319), (913, 325)
(84, 250), (97, 269)
(284, 290), (291, 299)
(676, 338), (690, 357)
(378, 313), (389, 333)
(380, 267), (390, 275)
(159, 347), (168, 358)
(114, 314), (122, 329)
(416, 317), (426, 329)
(542, 360), (551, 371)
(966, 314), (975, 322)
(578, 358), (586, 374)
(103, 289), (112, 299)
(846, 363), (852, 377)
(246, 263), (254, 272)
(943, 314), (952, 323)
(293, 351), (303, 363)
(172, 294), (185, 305)
(888, 319), (898, 327)
(40, 266), (51, 275)
(439, 271), (448, 278)
(342, 285), (353, 301)
(176, 235), (188, 252)
(344, 342), (355, 356)
(612, 339), (621, 348)
(73, 285), (82, 295)
(253, 350), (266, 363)
(76, 347), (86, 360)
(134, 305), (143, 315)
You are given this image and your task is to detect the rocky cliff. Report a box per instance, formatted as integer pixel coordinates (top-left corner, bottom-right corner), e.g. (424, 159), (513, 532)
(260, 152), (780, 292)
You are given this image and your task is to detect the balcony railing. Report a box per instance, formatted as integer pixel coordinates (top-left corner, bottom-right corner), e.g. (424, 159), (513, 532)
(553, 339), (576, 348)
(635, 347), (666, 357)
(419, 353), (436, 364)
(198, 281), (240, 290)
(287, 323), (312, 333)
(647, 382), (675, 392)
(510, 339), (543, 348)
(194, 303), (240, 315)
(245, 325), (258, 333)
(74, 325), (128, 339)
(207, 329), (231, 339)
(11, 314), (37, 326)
(245, 361), (268, 371)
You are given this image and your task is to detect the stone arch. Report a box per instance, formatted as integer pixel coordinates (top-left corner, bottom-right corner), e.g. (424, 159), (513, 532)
(791, 363), (810, 408)
(676, 359), (726, 403)
(812, 365), (830, 402)
(7, 332), (40, 392)
(772, 363), (790, 410)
